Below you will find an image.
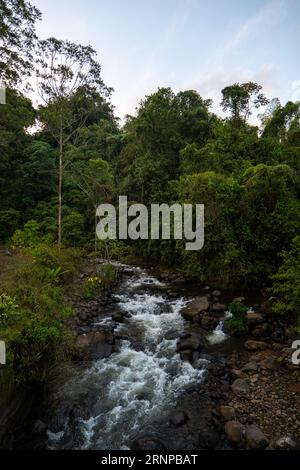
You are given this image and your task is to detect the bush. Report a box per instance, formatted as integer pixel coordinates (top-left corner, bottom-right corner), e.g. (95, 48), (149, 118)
(227, 300), (248, 335)
(83, 276), (102, 299)
(0, 293), (20, 327)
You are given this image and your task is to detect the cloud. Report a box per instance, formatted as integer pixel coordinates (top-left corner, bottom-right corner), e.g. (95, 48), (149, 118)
(223, 0), (287, 53)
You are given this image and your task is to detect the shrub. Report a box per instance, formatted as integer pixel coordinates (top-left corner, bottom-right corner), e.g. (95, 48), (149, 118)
(0, 293), (20, 327)
(227, 300), (248, 335)
(83, 276), (102, 299)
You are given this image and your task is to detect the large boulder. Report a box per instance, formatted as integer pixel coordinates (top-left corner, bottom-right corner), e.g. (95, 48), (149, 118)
(200, 313), (219, 330)
(176, 334), (203, 352)
(211, 302), (227, 312)
(182, 296), (209, 320)
(225, 420), (245, 447)
(246, 312), (265, 325)
(244, 340), (268, 351)
(76, 331), (113, 360)
(231, 378), (250, 395)
(246, 425), (269, 449)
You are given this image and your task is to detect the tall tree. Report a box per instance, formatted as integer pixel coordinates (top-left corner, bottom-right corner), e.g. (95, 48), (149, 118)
(221, 82), (269, 123)
(0, 0), (41, 86)
(36, 37), (111, 249)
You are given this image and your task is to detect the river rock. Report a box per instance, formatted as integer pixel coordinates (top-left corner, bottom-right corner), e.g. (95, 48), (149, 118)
(242, 362), (258, 372)
(182, 296), (209, 320)
(170, 411), (188, 426)
(260, 355), (280, 370)
(76, 331), (113, 360)
(244, 340), (268, 351)
(211, 302), (227, 312)
(219, 405), (235, 422)
(176, 334), (203, 352)
(212, 290), (221, 297)
(246, 312), (265, 325)
(199, 313), (219, 330)
(246, 425), (269, 449)
(231, 378), (250, 395)
(225, 420), (245, 447)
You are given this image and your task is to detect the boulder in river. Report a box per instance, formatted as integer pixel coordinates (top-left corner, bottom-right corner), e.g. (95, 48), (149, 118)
(76, 331), (113, 360)
(176, 334), (203, 352)
(246, 311), (265, 325)
(211, 302), (227, 312)
(181, 296), (209, 321)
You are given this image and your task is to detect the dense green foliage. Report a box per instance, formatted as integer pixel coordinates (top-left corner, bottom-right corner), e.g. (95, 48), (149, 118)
(1, 1), (300, 337)
(270, 236), (300, 332)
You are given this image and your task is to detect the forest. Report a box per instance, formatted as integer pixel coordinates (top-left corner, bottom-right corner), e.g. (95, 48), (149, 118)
(0, 0), (299, 454)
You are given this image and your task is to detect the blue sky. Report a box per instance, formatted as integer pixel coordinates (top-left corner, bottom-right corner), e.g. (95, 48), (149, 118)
(32, 0), (300, 122)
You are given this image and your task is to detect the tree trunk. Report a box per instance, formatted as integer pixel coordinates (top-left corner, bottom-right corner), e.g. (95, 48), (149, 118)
(58, 130), (63, 251)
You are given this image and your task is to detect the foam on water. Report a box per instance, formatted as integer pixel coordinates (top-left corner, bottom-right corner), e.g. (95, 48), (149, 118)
(207, 311), (233, 345)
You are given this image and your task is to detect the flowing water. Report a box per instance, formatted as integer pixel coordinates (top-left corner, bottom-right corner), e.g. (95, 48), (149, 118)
(47, 266), (207, 450)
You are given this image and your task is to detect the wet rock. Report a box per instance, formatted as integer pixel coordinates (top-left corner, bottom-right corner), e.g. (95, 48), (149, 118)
(211, 302), (227, 312)
(244, 340), (268, 351)
(182, 296), (209, 320)
(242, 362), (258, 373)
(231, 378), (250, 395)
(179, 349), (198, 363)
(176, 334), (203, 352)
(212, 290), (221, 297)
(246, 312), (265, 325)
(246, 425), (269, 449)
(225, 420), (245, 447)
(199, 313), (219, 330)
(76, 331), (113, 360)
(111, 312), (125, 322)
(131, 436), (167, 450)
(219, 405), (235, 422)
(170, 411), (188, 426)
(198, 428), (220, 449)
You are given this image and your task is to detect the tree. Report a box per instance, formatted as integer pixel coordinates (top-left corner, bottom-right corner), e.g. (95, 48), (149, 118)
(36, 37), (111, 249)
(0, 0), (41, 86)
(221, 82), (269, 123)
(69, 158), (115, 253)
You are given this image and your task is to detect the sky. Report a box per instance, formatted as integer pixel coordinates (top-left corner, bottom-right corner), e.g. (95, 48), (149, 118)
(31, 0), (300, 122)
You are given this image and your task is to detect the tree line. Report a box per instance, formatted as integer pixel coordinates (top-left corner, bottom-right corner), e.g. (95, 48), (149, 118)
(1, 1), (300, 325)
